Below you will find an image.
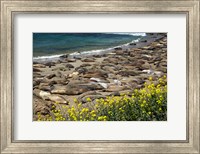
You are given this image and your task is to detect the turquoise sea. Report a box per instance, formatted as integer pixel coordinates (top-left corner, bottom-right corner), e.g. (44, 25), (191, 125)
(33, 33), (146, 59)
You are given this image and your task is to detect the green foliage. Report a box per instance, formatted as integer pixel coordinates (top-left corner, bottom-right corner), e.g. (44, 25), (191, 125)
(37, 76), (167, 121)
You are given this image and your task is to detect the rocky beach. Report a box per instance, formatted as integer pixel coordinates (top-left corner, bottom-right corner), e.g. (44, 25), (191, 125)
(33, 33), (167, 120)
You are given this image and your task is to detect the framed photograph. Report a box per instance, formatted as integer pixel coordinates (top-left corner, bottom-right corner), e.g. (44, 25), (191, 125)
(1, 0), (199, 153)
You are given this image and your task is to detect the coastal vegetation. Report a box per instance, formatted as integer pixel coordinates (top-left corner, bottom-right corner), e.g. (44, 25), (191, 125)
(37, 75), (167, 121)
(33, 33), (167, 121)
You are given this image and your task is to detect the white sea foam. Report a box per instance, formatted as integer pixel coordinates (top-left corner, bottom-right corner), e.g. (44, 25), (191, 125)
(108, 32), (146, 36)
(33, 33), (146, 60)
(33, 54), (62, 60)
(69, 47), (113, 56)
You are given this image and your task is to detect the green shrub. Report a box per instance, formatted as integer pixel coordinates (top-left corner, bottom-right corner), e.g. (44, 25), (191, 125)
(37, 76), (167, 121)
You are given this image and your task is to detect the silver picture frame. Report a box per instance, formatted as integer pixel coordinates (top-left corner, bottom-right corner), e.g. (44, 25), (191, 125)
(0, 0), (199, 153)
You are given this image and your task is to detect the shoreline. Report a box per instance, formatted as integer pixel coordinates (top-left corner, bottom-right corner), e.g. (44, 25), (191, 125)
(33, 33), (166, 63)
(33, 33), (167, 120)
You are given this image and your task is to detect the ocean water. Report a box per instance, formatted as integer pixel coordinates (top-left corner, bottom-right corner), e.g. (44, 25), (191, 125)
(33, 33), (146, 59)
